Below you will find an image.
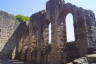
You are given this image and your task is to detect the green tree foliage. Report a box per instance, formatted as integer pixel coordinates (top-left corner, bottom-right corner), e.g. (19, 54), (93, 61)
(16, 14), (29, 22)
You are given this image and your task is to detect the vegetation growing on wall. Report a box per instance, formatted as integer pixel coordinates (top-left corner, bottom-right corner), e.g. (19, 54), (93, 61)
(16, 14), (30, 22)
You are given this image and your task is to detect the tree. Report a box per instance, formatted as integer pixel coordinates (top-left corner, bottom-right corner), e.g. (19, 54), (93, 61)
(16, 14), (29, 22)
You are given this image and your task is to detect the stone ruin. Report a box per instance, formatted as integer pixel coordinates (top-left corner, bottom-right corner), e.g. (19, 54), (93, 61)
(0, 0), (96, 64)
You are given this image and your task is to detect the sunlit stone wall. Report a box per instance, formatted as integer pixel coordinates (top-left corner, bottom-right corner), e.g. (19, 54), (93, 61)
(0, 11), (19, 52)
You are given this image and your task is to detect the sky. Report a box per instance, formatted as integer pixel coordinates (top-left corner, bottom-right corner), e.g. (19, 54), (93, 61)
(0, 0), (48, 16)
(0, 0), (96, 42)
(0, 0), (96, 16)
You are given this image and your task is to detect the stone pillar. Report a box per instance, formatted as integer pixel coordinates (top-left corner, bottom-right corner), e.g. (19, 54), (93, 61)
(74, 8), (88, 56)
(84, 10), (96, 50)
(37, 24), (50, 64)
(43, 24), (49, 45)
(14, 23), (29, 60)
(57, 21), (67, 64)
(85, 10), (96, 48)
(46, 0), (66, 64)
(43, 25), (49, 64)
(47, 19), (67, 64)
(27, 29), (38, 64)
(29, 10), (51, 64)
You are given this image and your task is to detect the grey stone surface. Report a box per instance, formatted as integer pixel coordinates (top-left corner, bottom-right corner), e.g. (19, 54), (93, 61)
(0, 11), (19, 58)
(0, 0), (96, 64)
(0, 59), (25, 64)
(28, 0), (96, 64)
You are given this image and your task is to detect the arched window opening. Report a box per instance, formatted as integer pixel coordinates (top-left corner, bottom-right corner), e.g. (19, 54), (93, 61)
(65, 13), (75, 42)
(48, 23), (52, 44)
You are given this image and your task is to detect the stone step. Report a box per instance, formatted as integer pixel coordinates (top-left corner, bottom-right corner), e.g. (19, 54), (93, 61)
(67, 54), (96, 64)
(86, 54), (96, 63)
(9, 60), (25, 64)
(90, 63), (96, 64)
(0, 59), (25, 64)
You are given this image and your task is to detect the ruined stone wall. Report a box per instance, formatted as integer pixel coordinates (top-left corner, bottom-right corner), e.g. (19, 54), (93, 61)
(27, 11), (50, 64)
(0, 0), (96, 64)
(28, 0), (96, 64)
(14, 22), (29, 60)
(0, 11), (20, 58)
(0, 11), (19, 52)
(0, 11), (29, 59)
(84, 10), (96, 49)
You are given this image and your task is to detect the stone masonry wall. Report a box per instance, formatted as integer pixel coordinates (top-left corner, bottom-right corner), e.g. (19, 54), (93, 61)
(28, 0), (96, 64)
(0, 11), (19, 52)
(0, 0), (96, 64)
(0, 11), (29, 59)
